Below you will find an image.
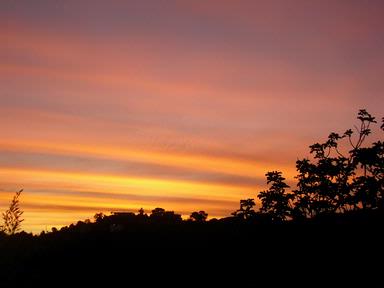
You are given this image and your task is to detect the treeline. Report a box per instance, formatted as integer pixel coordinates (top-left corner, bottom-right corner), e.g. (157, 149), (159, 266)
(0, 110), (383, 285)
(0, 109), (383, 237)
(52, 109), (384, 233)
(238, 109), (384, 222)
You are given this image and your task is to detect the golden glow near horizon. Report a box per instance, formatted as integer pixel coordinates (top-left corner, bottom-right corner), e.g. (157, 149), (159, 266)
(0, 140), (297, 179)
(1, 1), (384, 233)
(0, 142), (296, 233)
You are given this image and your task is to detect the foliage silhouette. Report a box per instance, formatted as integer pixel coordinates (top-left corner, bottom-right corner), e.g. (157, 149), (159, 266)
(255, 109), (383, 221)
(150, 207), (182, 223)
(93, 212), (105, 223)
(138, 207), (146, 216)
(295, 109), (383, 217)
(1, 189), (24, 235)
(232, 198), (256, 220)
(190, 211), (208, 222)
(0, 109), (383, 285)
(258, 171), (293, 222)
(150, 207), (166, 217)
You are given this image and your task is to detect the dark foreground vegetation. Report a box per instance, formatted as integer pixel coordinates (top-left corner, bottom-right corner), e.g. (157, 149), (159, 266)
(1, 212), (383, 285)
(0, 110), (383, 285)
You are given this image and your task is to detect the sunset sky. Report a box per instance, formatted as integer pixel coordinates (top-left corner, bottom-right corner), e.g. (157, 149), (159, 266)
(1, 0), (384, 233)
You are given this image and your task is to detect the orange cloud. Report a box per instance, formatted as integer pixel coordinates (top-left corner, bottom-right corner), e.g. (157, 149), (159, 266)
(2, 1), (383, 234)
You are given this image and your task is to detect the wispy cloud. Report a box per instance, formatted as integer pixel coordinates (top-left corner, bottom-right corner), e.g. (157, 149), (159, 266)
(1, 0), (383, 232)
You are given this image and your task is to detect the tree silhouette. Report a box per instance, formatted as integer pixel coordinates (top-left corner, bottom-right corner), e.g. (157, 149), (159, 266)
(138, 208), (146, 216)
(150, 208), (182, 223)
(94, 212), (105, 223)
(1, 189), (24, 235)
(150, 207), (166, 218)
(258, 171), (293, 222)
(136, 208), (148, 221)
(190, 211), (208, 222)
(293, 109), (383, 218)
(232, 198), (256, 220)
(253, 110), (383, 220)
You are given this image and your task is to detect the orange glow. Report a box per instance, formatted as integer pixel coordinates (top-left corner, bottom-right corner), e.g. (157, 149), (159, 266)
(0, 166), (258, 233)
(0, 140), (297, 179)
(0, 167), (256, 199)
(1, 1), (383, 234)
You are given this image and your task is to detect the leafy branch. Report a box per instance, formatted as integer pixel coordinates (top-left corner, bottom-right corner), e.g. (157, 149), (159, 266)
(1, 189), (24, 235)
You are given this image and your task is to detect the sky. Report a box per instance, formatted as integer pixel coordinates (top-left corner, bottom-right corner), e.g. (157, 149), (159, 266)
(1, 0), (384, 233)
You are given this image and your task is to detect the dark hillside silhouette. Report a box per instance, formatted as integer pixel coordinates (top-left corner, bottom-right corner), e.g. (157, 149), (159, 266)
(0, 110), (383, 285)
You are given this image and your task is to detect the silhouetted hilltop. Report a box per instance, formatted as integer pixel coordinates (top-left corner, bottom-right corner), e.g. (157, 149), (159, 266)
(1, 209), (384, 285)
(0, 110), (383, 285)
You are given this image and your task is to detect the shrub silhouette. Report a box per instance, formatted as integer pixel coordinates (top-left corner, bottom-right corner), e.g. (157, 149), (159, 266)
(137, 207), (146, 216)
(1, 189), (24, 235)
(150, 207), (166, 220)
(93, 212), (106, 223)
(190, 211), (208, 222)
(150, 207), (182, 223)
(232, 198), (256, 220)
(258, 171), (293, 222)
